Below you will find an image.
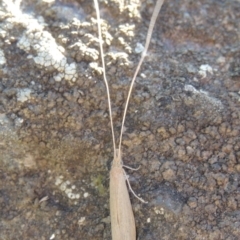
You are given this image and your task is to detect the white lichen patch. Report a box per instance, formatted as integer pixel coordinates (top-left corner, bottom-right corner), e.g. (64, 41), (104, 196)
(135, 42), (144, 54)
(18, 29), (78, 82)
(42, 0), (55, 3)
(107, 51), (131, 67)
(17, 88), (32, 102)
(78, 217), (86, 226)
(59, 181), (68, 191)
(89, 62), (103, 75)
(83, 192), (89, 198)
(2, 0), (46, 31)
(0, 49), (6, 65)
(199, 64), (213, 78)
(55, 175), (64, 186)
(119, 24), (135, 38)
(55, 176), (80, 200)
(53, 73), (64, 82)
(69, 41), (99, 62)
(49, 233), (55, 240)
(154, 207), (165, 215)
(216, 56), (226, 64)
(64, 62), (77, 81)
(3, 1), (78, 82)
(0, 114), (10, 125)
(0, 29), (7, 39)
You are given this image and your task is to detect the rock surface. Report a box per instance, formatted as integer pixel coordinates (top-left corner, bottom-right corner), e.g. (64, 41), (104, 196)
(0, 0), (240, 239)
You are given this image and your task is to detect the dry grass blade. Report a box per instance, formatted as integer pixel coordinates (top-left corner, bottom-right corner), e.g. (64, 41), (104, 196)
(118, 0), (165, 152)
(93, 0), (116, 155)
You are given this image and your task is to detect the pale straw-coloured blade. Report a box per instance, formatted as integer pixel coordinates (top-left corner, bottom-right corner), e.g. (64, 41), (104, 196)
(118, 0), (165, 151)
(93, 0), (116, 154)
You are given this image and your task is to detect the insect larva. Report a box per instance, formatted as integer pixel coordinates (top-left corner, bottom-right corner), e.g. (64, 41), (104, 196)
(93, 0), (165, 239)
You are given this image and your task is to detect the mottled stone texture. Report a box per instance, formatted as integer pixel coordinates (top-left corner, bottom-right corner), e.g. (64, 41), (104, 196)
(0, 0), (239, 239)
